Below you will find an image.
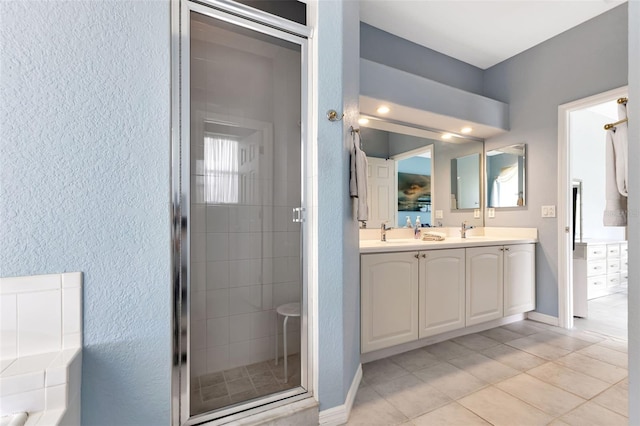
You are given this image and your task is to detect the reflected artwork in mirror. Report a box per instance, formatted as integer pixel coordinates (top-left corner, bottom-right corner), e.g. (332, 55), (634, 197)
(450, 153), (480, 210)
(486, 143), (526, 208)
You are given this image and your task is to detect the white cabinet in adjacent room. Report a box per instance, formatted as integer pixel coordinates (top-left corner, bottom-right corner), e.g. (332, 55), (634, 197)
(361, 252), (419, 353)
(418, 248), (465, 338)
(503, 244), (536, 316)
(466, 246), (504, 326)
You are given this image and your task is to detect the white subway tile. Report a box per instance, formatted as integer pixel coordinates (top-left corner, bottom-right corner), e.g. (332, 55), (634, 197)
(229, 259), (261, 287)
(62, 333), (81, 349)
(229, 233), (262, 260)
(191, 204), (206, 234)
(191, 261), (207, 293)
(1, 352), (58, 377)
(206, 233), (229, 262)
(0, 274), (60, 295)
(206, 317), (229, 347)
(1, 294), (17, 360)
(0, 359), (15, 374)
(261, 179), (273, 206)
(261, 232), (273, 259)
(229, 286), (262, 316)
(0, 371), (43, 397)
(206, 261), (229, 290)
(191, 233), (206, 263)
(191, 320), (206, 351)
(62, 287), (81, 335)
(228, 313), (252, 343)
(45, 384), (67, 410)
(206, 345), (229, 373)
(261, 285), (273, 311)
(206, 289), (229, 319)
(273, 206), (289, 232)
(262, 206), (274, 232)
(190, 349), (207, 378)
(253, 336), (275, 362)
(191, 291), (206, 321)
(35, 408), (65, 425)
(272, 283), (300, 308)
(0, 388), (45, 416)
(228, 341), (252, 368)
(206, 205), (229, 233)
(17, 291), (61, 356)
(252, 310), (275, 339)
(262, 259), (273, 284)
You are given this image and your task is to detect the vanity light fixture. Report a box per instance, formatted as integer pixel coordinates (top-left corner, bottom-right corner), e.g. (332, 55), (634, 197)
(376, 105), (390, 114)
(358, 117), (369, 125)
(441, 133), (453, 140)
(461, 126), (473, 134)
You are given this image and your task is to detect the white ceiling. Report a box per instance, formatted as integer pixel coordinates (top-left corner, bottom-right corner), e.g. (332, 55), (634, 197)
(360, 0), (627, 69)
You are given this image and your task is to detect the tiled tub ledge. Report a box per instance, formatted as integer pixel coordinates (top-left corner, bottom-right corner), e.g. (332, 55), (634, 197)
(0, 272), (83, 425)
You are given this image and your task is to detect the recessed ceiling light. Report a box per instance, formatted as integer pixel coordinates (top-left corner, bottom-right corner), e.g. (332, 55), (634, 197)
(461, 126), (473, 134)
(376, 105), (390, 114)
(441, 133), (453, 140)
(358, 118), (369, 125)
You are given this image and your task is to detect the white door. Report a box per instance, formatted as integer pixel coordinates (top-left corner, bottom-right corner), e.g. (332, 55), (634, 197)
(367, 157), (396, 229)
(466, 246), (503, 326)
(419, 249), (466, 338)
(504, 244), (536, 315)
(361, 252), (419, 353)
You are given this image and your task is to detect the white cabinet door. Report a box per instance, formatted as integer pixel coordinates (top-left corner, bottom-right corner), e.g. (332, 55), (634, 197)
(466, 246), (503, 326)
(503, 244), (536, 316)
(418, 249), (465, 338)
(366, 157), (396, 229)
(361, 252), (419, 353)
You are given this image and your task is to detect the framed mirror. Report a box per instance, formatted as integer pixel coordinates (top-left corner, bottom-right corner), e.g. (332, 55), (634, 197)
(486, 143), (526, 208)
(359, 119), (484, 228)
(450, 153), (480, 210)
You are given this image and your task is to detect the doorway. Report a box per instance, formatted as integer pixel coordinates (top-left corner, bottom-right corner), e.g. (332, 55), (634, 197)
(557, 87), (628, 337)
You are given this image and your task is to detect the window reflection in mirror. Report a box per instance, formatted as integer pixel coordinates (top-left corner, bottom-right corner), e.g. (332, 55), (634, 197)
(450, 153), (480, 209)
(486, 143), (526, 208)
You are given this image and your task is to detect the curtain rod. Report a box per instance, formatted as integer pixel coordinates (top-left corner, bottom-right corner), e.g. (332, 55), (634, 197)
(603, 97), (629, 130)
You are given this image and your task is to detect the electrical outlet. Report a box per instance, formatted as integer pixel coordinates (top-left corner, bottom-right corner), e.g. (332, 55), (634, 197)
(488, 208), (495, 218)
(474, 209), (480, 218)
(435, 210), (443, 219)
(541, 205), (556, 218)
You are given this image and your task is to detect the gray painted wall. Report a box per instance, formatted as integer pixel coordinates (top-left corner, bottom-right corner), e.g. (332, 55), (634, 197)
(361, 22), (484, 95)
(627, 2), (639, 423)
(360, 127), (390, 158)
(0, 1), (171, 424)
(483, 4), (628, 316)
(316, 0), (361, 411)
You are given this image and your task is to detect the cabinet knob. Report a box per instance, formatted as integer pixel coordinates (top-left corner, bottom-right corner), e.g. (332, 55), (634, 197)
(414, 254), (420, 259)
(422, 254), (427, 258)
(504, 247), (510, 251)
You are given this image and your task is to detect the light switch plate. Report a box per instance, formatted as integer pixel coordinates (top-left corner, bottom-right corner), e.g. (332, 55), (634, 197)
(488, 208), (495, 218)
(435, 210), (443, 219)
(473, 209), (480, 218)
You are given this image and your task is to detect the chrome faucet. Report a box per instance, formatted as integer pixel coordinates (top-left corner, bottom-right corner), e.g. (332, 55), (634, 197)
(381, 222), (391, 242)
(460, 221), (473, 238)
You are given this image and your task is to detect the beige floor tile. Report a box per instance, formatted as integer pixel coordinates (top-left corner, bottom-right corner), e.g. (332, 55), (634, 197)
(501, 321), (544, 335)
(389, 348), (441, 372)
(481, 343), (547, 371)
(592, 379), (628, 417)
(578, 344), (628, 368)
(411, 402), (490, 426)
(424, 340), (475, 360)
(347, 386), (408, 426)
(555, 352), (627, 384)
(448, 353), (519, 384)
(458, 386), (553, 426)
(362, 358), (410, 387)
(527, 362), (610, 399)
(506, 336), (571, 360)
(596, 338), (628, 354)
(452, 333), (501, 351)
(480, 327), (525, 343)
(413, 362), (487, 400)
(560, 401), (628, 426)
(373, 374), (451, 418)
(496, 373), (585, 417)
(527, 332), (593, 351)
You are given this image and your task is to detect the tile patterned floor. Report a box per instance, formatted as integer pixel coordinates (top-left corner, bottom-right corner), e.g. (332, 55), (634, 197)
(574, 286), (627, 339)
(191, 354), (300, 415)
(348, 318), (628, 425)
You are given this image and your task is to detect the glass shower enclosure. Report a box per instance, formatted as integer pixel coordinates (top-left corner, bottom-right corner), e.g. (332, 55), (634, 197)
(173, 2), (310, 423)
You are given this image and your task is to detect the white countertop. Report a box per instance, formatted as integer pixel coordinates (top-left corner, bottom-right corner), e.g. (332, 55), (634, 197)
(360, 227), (538, 254)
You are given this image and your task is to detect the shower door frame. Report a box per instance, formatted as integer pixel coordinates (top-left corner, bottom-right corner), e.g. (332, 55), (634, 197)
(170, 1), (314, 424)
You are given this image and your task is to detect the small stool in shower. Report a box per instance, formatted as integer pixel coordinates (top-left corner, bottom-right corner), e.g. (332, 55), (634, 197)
(274, 302), (300, 383)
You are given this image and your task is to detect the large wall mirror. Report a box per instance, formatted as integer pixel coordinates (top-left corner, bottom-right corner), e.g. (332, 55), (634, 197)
(359, 119), (484, 228)
(486, 143), (526, 208)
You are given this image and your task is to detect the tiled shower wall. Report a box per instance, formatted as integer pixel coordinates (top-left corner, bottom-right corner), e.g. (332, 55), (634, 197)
(189, 25), (302, 377)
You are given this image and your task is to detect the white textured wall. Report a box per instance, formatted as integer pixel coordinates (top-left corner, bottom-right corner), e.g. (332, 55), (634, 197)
(0, 1), (171, 424)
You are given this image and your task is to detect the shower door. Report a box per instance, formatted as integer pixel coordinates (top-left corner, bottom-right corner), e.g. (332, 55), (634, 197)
(174, 1), (310, 423)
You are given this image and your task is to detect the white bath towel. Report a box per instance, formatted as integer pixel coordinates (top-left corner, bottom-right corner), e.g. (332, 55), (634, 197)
(613, 103), (628, 197)
(350, 134), (369, 221)
(603, 126), (627, 226)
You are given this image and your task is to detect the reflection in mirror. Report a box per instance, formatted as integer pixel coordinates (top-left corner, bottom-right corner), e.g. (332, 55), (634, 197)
(450, 153), (480, 209)
(359, 121), (484, 228)
(486, 143), (526, 208)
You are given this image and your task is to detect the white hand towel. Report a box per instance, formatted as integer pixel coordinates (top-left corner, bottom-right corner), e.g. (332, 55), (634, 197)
(603, 128), (627, 226)
(350, 135), (369, 221)
(613, 103), (628, 196)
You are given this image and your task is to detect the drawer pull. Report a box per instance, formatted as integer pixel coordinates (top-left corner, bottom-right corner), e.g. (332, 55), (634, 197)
(414, 254), (420, 259)
(593, 266), (603, 270)
(422, 254), (427, 258)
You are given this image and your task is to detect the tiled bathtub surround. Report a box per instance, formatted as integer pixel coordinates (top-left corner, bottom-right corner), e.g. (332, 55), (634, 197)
(0, 272), (83, 424)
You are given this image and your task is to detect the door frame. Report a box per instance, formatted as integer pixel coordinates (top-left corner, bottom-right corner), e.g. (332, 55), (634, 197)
(556, 86), (628, 329)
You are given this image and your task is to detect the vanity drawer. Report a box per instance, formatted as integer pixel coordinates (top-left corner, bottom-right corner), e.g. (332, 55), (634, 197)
(621, 256), (628, 272)
(621, 270), (629, 285)
(586, 245), (607, 259)
(607, 273), (620, 288)
(587, 276), (607, 298)
(586, 260), (607, 277)
(621, 243), (628, 257)
(607, 259), (621, 272)
(606, 244), (620, 258)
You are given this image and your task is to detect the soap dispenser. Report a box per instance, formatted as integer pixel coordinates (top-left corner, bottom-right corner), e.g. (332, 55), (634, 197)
(414, 216), (421, 239)
(405, 216), (412, 228)
(415, 216), (421, 228)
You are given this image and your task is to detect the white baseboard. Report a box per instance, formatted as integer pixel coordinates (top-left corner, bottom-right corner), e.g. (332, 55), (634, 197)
(527, 311), (559, 326)
(318, 364), (362, 426)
